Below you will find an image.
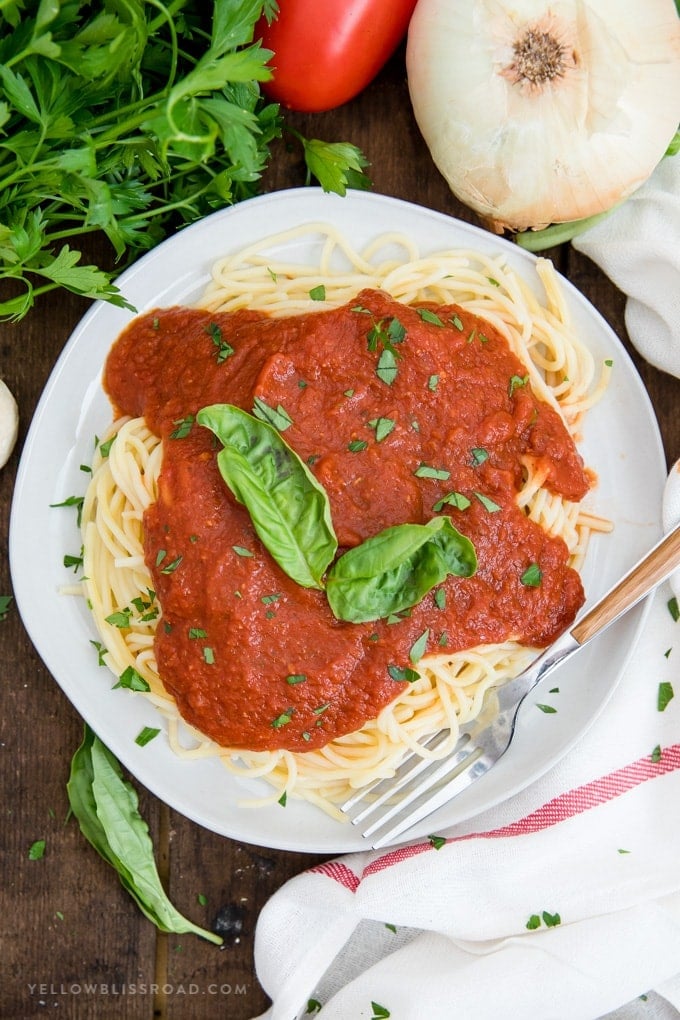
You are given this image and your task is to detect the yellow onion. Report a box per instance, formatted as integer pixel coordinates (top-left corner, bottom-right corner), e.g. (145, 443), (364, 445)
(406, 0), (680, 233)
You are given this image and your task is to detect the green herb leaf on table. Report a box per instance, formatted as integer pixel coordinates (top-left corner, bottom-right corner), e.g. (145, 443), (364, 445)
(197, 403), (338, 589)
(67, 726), (221, 944)
(28, 839), (46, 860)
(300, 138), (372, 196)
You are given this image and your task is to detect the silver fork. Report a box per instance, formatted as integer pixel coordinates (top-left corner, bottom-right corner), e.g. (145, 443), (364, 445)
(340, 521), (680, 848)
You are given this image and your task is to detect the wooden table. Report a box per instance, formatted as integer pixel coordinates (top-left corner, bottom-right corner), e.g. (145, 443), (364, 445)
(2, 49), (679, 1020)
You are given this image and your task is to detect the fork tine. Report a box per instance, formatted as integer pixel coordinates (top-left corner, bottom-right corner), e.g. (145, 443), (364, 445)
(353, 739), (485, 841)
(346, 732), (472, 826)
(339, 728), (458, 816)
(368, 749), (492, 848)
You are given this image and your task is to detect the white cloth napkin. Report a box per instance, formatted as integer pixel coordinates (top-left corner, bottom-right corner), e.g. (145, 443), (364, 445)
(252, 575), (680, 1020)
(573, 155), (680, 380)
(251, 160), (680, 1020)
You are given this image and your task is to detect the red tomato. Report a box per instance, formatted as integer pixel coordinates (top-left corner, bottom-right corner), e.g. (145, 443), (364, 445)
(256, 0), (419, 112)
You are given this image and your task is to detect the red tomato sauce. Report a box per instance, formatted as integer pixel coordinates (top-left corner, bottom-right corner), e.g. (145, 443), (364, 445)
(103, 289), (589, 752)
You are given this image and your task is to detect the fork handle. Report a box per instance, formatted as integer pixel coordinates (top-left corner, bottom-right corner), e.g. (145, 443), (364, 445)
(571, 522), (680, 645)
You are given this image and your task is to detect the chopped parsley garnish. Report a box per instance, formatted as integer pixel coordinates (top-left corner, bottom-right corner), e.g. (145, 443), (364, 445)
(309, 284), (326, 301)
(376, 348), (398, 386)
(368, 417), (396, 442)
(131, 591), (158, 621)
(409, 628), (430, 663)
(98, 435), (116, 458)
(428, 834), (446, 850)
(90, 640), (107, 666)
(114, 666), (150, 692)
(367, 316), (406, 351)
(520, 563), (542, 587)
(135, 726), (160, 747)
(414, 463), (450, 481)
(64, 551), (84, 572)
(433, 491), (470, 512)
(252, 397), (293, 431)
(202, 647), (215, 665)
(205, 322), (234, 363)
(417, 307), (444, 327)
(658, 682), (674, 712)
(50, 493), (85, 526)
(526, 910), (561, 929)
(474, 492), (501, 512)
(271, 708), (294, 728)
(105, 608), (133, 628)
(366, 316), (405, 385)
(508, 373), (529, 397)
(28, 839), (46, 860)
(371, 1003), (391, 1020)
(189, 627), (207, 639)
(286, 674), (307, 685)
(348, 439), (368, 452)
(170, 415), (195, 439)
(388, 664), (420, 683)
(536, 703), (557, 714)
(450, 314), (464, 330)
(668, 597), (679, 622)
(160, 555), (183, 575)
(651, 744), (662, 763)
(542, 911), (561, 927)
(427, 374), (439, 391)
(470, 447), (489, 465)
(232, 545), (254, 557)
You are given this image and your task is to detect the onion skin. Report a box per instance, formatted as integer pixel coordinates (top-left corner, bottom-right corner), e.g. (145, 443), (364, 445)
(406, 0), (680, 233)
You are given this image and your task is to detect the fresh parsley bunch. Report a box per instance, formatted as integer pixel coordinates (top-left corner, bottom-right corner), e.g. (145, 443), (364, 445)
(0, 0), (370, 320)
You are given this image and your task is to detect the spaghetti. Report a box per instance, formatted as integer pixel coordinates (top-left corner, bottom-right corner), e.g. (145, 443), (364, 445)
(80, 224), (610, 815)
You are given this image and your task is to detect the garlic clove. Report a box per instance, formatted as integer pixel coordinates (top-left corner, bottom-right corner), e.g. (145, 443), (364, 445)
(0, 379), (19, 469)
(406, 0), (680, 233)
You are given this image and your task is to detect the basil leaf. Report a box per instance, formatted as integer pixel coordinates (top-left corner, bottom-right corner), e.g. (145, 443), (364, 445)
(326, 516), (477, 623)
(67, 726), (221, 944)
(197, 404), (337, 589)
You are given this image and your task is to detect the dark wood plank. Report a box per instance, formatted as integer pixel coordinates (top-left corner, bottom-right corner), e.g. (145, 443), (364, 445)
(0, 299), (159, 1019)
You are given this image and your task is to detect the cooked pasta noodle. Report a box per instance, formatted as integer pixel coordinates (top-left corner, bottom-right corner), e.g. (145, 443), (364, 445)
(80, 223), (611, 816)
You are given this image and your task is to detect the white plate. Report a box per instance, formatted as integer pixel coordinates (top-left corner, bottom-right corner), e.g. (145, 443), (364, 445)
(9, 189), (666, 853)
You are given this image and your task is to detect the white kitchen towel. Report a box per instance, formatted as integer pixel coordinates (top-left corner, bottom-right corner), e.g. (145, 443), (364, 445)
(573, 155), (680, 379)
(252, 546), (680, 1020)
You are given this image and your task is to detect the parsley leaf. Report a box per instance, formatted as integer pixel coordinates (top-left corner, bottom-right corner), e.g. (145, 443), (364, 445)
(0, 3), (370, 321)
(300, 138), (371, 195)
(658, 682), (674, 712)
